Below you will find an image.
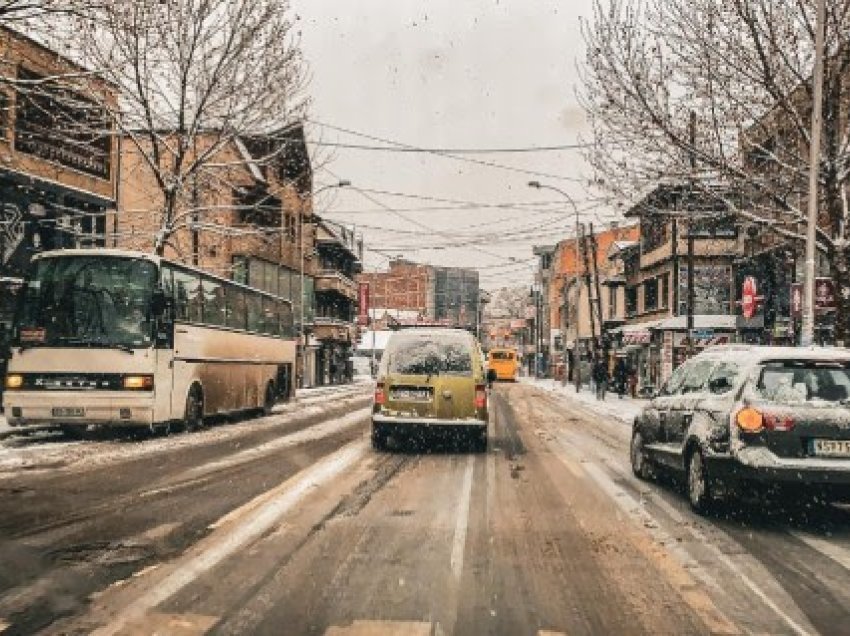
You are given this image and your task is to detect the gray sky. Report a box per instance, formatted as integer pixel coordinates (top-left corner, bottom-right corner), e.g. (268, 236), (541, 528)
(292, 0), (613, 289)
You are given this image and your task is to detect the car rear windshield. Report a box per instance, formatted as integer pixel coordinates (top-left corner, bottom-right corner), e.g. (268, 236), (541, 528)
(490, 351), (514, 360)
(387, 337), (473, 376)
(756, 360), (850, 404)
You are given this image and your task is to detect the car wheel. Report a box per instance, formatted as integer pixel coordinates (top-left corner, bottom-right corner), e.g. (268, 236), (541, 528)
(630, 430), (652, 480)
(184, 385), (205, 432)
(686, 448), (712, 514)
(371, 425), (387, 451)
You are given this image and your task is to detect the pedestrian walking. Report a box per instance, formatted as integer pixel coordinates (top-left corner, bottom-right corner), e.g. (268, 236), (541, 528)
(627, 366), (638, 398)
(592, 357), (608, 400)
(614, 357), (627, 399)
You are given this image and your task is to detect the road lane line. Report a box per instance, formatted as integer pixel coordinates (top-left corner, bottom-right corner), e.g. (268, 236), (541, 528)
(449, 455), (475, 580)
(91, 440), (368, 636)
(791, 531), (850, 572)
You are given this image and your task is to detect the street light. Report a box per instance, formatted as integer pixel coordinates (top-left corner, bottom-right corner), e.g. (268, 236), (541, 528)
(528, 180), (581, 387)
(299, 179), (350, 388)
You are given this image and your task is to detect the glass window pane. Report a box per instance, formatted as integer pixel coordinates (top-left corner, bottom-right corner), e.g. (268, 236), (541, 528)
(280, 300), (293, 337)
(202, 278), (226, 326)
(246, 291), (263, 332)
(264, 262), (277, 296)
(174, 269), (203, 323)
(227, 286), (246, 330)
(279, 269), (292, 302)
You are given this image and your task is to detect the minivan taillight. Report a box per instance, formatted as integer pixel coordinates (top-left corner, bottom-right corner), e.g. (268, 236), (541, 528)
(475, 384), (487, 409)
(375, 382), (386, 405)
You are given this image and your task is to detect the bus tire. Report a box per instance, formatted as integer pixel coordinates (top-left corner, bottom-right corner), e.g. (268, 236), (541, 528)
(262, 381), (276, 416)
(184, 384), (205, 432)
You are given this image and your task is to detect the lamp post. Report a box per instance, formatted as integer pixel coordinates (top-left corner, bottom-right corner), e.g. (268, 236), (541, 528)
(299, 179), (350, 388)
(529, 181), (580, 386)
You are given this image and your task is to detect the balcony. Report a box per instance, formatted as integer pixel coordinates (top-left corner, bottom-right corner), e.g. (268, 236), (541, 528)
(311, 316), (355, 343)
(314, 270), (357, 301)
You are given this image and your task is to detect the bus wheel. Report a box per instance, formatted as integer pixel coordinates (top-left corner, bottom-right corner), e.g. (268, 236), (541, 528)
(60, 424), (88, 439)
(262, 381), (276, 416)
(184, 385), (205, 432)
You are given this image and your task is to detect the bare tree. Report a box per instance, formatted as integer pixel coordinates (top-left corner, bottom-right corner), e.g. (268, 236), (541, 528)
(580, 0), (850, 340)
(66, 0), (308, 256)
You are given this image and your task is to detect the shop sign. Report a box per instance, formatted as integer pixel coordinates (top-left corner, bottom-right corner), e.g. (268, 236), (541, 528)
(815, 277), (835, 312)
(741, 276), (758, 319)
(357, 283), (370, 325)
(790, 282), (803, 318)
(622, 331), (651, 345)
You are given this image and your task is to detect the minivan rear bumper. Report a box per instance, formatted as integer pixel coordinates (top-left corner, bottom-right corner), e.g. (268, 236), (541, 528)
(707, 447), (850, 486)
(372, 414), (487, 429)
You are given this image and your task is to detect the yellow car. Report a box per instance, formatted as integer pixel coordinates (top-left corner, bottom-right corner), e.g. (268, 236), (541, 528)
(487, 347), (519, 381)
(371, 329), (488, 452)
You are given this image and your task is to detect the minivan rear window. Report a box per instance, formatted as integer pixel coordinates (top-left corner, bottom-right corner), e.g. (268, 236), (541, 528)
(387, 337), (473, 376)
(490, 351), (514, 360)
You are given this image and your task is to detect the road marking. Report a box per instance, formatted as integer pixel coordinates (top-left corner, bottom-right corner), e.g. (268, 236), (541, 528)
(791, 531), (850, 572)
(325, 620), (433, 635)
(91, 440), (368, 636)
(117, 612), (218, 635)
(449, 455), (475, 580)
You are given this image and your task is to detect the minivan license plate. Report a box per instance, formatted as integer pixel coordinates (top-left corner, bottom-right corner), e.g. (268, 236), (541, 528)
(391, 388), (431, 402)
(52, 407), (85, 417)
(811, 439), (850, 458)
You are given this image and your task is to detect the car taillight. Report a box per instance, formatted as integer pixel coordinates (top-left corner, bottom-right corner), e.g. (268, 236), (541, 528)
(735, 407), (763, 433)
(764, 412), (795, 432)
(374, 382), (386, 405)
(475, 384), (487, 409)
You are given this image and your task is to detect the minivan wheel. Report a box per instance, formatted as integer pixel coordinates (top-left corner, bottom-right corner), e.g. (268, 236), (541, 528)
(371, 424), (387, 451)
(687, 448), (712, 514)
(262, 381), (276, 416)
(630, 430), (652, 480)
(471, 428), (488, 453)
(184, 385), (205, 432)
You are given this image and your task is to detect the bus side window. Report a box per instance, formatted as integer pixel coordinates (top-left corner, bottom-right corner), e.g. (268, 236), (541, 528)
(202, 278), (225, 326)
(246, 292), (263, 333)
(173, 269), (202, 322)
(227, 286), (247, 331)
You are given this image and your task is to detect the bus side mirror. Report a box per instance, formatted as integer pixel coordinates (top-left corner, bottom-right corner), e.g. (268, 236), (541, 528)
(151, 288), (171, 318)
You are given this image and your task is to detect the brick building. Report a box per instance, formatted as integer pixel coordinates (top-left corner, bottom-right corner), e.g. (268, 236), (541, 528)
(0, 26), (118, 278)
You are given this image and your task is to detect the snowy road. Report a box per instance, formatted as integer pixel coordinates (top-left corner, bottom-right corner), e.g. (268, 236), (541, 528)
(0, 382), (848, 634)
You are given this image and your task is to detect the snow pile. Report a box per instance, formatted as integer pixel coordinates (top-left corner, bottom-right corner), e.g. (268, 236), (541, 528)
(520, 377), (647, 425)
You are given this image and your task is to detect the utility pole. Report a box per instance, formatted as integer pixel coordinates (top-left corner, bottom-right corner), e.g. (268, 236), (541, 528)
(589, 223), (604, 342)
(802, 0), (827, 347)
(687, 110), (697, 357)
(580, 224), (597, 355)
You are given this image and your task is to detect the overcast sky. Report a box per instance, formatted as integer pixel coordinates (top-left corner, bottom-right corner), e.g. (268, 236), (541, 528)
(291, 0), (612, 289)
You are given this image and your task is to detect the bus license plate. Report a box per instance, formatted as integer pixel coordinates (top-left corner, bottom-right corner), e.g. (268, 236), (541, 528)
(52, 407), (85, 418)
(811, 439), (850, 458)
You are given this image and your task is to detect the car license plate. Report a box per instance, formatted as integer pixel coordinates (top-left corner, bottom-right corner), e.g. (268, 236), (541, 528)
(391, 388), (431, 402)
(52, 407), (85, 418)
(811, 439), (850, 458)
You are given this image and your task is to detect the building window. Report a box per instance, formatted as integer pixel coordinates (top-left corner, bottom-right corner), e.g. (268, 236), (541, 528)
(14, 68), (112, 179)
(608, 286), (618, 319)
(625, 286), (637, 317)
(640, 216), (669, 253)
(659, 273), (669, 309)
(644, 278), (658, 312)
(234, 187), (280, 227)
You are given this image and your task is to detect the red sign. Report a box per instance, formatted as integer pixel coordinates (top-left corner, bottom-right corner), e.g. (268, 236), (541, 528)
(357, 283), (370, 325)
(815, 277), (835, 312)
(741, 276), (758, 318)
(790, 282), (803, 319)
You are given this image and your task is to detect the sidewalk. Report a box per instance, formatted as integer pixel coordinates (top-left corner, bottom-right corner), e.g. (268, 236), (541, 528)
(519, 376), (648, 426)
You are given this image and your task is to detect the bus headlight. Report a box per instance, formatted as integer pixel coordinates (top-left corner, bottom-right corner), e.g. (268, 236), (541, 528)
(5, 374), (24, 389)
(123, 375), (154, 390)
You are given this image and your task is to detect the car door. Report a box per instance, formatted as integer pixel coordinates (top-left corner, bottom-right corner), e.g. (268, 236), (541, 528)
(643, 359), (691, 450)
(668, 359), (717, 451)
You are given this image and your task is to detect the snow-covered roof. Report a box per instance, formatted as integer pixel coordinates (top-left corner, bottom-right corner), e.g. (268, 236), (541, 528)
(697, 345), (850, 364)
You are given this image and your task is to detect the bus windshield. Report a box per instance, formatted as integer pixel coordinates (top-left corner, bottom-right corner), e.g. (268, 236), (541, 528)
(15, 256), (158, 349)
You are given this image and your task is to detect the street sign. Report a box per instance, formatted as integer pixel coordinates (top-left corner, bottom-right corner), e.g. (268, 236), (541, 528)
(357, 283), (370, 325)
(815, 277), (835, 312)
(790, 282), (803, 318)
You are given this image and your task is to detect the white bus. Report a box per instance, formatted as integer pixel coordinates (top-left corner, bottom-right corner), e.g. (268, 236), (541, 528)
(3, 249), (296, 436)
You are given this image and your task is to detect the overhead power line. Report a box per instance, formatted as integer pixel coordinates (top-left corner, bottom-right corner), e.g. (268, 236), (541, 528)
(308, 141), (591, 153)
(308, 119), (587, 183)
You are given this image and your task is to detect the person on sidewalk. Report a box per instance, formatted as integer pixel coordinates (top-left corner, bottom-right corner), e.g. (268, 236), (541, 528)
(613, 357), (628, 399)
(592, 357), (609, 400)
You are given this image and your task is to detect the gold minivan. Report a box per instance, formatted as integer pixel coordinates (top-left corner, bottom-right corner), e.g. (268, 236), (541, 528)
(371, 328), (489, 451)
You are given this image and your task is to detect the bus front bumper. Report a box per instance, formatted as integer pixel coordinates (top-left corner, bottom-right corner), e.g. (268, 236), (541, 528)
(3, 391), (156, 428)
